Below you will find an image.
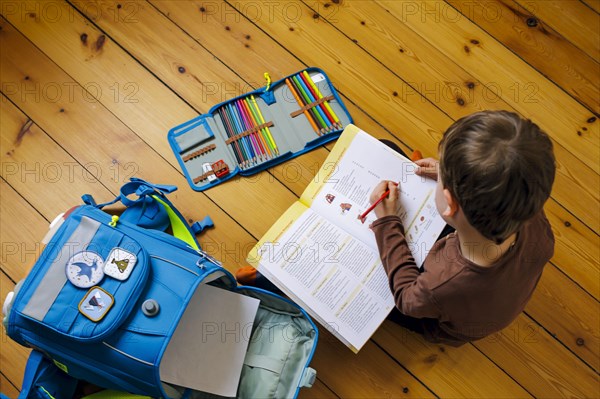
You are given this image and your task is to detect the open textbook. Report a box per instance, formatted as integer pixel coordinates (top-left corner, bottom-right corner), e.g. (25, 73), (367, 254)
(247, 124), (445, 352)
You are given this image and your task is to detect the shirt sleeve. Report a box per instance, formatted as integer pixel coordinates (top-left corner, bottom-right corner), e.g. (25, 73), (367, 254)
(371, 215), (442, 319)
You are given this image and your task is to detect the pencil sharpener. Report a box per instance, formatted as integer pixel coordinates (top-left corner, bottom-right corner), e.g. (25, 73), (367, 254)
(211, 160), (230, 178)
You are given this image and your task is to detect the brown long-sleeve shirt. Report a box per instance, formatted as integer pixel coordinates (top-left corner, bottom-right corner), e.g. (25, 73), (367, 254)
(371, 211), (554, 346)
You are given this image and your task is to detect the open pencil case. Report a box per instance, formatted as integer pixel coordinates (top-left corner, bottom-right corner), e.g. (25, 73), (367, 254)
(167, 67), (353, 191)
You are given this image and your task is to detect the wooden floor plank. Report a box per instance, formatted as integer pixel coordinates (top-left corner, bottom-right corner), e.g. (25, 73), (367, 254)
(0, 96), (113, 230)
(0, 270), (31, 391)
(582, 0), (600, 14)
(0, 372), (20, 399)
(0, 178), (41, 389)
(0, 101), (58, 278)
(376, 0), (600, 175)
(307, 0), (517, 117)
(297, 379), (340, 399)
(446, 0), (599, 113)
(69, 0), (327, 200)
(526, 262), (600, 371)
(515, 0), (600, 61)
(545, 200), (600, 301)
(474, 316), (600, 398)
(312, 331), (436, 398)
(374, 322), (532, 397)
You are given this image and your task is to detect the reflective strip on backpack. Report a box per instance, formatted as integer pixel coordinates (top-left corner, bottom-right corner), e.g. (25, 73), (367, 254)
(22, 217), (101, 321)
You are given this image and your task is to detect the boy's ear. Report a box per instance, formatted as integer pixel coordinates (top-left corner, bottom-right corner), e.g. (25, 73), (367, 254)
(442, 188), (460, 217)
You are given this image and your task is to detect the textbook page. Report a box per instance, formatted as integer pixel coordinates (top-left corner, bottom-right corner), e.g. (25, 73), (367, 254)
(247, 124), (445, 351)
(247, 201), (394, 353)
(301, 124), (445, 266)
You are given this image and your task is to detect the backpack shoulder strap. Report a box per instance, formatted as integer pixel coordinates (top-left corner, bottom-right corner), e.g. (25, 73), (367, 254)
(151, 195), (199, 250)
(82, 178), (207, 249)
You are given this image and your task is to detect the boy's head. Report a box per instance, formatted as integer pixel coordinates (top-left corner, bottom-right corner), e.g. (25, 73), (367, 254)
(438, 111), (555, 244)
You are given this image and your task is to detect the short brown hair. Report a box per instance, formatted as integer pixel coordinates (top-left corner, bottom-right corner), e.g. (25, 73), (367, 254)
(439, 111), (555, 244)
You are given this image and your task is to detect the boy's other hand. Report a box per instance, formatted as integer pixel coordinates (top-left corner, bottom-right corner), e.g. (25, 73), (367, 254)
(370, 180), (400, 218)
(415, 158), (439, 181)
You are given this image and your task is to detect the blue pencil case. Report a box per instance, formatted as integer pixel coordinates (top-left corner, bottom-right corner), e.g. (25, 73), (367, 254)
(167, 67), (353, 191)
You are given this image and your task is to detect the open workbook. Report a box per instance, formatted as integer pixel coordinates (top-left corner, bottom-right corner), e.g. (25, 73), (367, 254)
(247, 124), (445, 352)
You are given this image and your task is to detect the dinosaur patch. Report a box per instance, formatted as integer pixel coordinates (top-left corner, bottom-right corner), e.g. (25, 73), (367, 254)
(104, 248), (137, 281)
(65, 251), (105, 288)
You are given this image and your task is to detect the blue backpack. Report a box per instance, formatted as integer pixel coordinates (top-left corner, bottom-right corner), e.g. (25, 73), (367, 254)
(3, 178), (318, 399)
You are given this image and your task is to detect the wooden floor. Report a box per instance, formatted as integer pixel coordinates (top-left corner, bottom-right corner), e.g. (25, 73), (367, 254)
(1, 0), (599, 397)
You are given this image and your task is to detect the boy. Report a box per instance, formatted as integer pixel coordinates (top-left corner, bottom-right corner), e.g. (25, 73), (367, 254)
(370, 110), (555, 346)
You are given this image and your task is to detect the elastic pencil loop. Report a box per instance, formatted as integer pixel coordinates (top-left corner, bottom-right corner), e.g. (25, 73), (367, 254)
(289, 95), (335, 118)
(193, 171), (215, 184)
(225, 121), (274, 145)
(264, 72), (272, 91)
(182, 144), (216, 162)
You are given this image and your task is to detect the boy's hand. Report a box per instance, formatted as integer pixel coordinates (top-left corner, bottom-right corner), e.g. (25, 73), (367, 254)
(415, 158), (439, 181)
(369, 180), (400, 218)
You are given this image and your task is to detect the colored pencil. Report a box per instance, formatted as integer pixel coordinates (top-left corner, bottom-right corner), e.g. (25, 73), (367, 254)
(300, 71), (337, 127)
(302, 70), (341, 128)
(234, 100), (256, 161)
(243, 97), (272, 156)
(358, 182), (398, 221)
(243, 97), (273, 158)
(238, 98), (264, 159)
(228, 103), (255, 166)
(239, 102), (261, 164)
(286, 78), (321, 135)
(250, 95), (279, 155)
(299, 71), (333, 125)
(228, 103), (256, 164)
(220, 106), (246, 168)
(291, 75), (327, 132)
(294, 74), (330, 130)
(238, 99), (266, 161)
(218, 107), (244, 168)
(290, 76), (324, 129)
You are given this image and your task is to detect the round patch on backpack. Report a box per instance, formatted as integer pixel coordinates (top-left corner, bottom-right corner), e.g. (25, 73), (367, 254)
(65, 251), (105, 288)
